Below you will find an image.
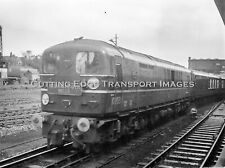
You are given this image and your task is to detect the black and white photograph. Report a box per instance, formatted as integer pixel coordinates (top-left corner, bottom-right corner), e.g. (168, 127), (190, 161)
(0, 0), (225, 167)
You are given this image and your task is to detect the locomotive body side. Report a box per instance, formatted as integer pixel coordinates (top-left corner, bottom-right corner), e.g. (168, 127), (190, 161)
(41, 39), (219, 151)
(118, 48), (191, 112)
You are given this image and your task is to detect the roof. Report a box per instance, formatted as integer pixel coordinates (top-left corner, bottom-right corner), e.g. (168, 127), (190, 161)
(44, 39), (189, 73)
(192, 70), (221, 78)
(189, 58), (225, 61)
(44, 39), (115, 53)
(118, 46), (189, 73)
(215, 0), (225, 25)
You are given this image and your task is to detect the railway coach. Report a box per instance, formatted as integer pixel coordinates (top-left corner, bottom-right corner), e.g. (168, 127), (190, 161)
(40, 38), (222, 152)
(190, 70), (225, 100)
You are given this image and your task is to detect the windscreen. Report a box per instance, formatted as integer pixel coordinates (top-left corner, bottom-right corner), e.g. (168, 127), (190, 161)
(42, 52), (60, 74)
(42, 51), (111, 75)
(76, 51), (106, 74)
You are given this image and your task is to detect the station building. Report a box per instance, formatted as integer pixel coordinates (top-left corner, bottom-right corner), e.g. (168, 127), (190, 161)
(188, 57), (225, 74)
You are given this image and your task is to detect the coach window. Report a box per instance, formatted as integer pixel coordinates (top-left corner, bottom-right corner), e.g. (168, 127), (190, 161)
(167, 69), (170, 81)
(209, 79), (212, 89)
(171, 70), (175, 81)
(211, 79), (213, 89)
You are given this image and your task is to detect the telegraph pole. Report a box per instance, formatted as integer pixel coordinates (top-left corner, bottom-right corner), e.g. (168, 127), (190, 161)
(0, 25), (2, 57)
(114, 34), (118, 46)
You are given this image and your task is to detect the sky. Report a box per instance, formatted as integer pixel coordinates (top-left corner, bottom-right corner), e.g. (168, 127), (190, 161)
(0, 0), (224, 67)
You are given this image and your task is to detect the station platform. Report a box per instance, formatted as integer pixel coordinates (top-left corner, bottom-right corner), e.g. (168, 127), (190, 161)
(212, 103), (225, 116)
(213, 102), (225, 167)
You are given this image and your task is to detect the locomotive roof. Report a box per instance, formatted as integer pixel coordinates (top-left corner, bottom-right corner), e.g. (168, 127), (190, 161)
(43, 39), (114, 53)
(192, 70), (221, 78)
(44, 39), (190, 72)
(118, 46), (190, 73)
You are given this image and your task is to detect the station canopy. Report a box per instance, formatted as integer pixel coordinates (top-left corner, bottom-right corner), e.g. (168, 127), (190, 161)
(215, 0), (225, 25)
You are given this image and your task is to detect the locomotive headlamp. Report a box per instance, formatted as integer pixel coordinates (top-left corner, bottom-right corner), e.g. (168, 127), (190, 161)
(77, 118), (90, 132)
(42, 93), (49, 105)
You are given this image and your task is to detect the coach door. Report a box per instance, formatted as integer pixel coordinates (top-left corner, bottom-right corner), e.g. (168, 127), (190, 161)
(113, 55), (123, 112)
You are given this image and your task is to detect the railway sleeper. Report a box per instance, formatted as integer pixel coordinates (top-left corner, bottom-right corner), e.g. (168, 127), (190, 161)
(216, 154), (221, 159)
(137, 162), (148, 166)
(152, 152), (163, 157)
(173, 136), (183, 140)
(199, 125), (222, 130)
(161, 145), (171, 149)
(198, 125), (221, 129)
(175, 133), (186, 137)
(158, 164), (180, 168)
(188, 136), (214, 142)
(173, 150), (206, 157)
(194, 130), (219, 134)
(163, 159), (200, 166)
(177, 146), (208, 153)
(184, 140), (212, 146)
(181, 143), (211, 149)
(196, 129), (220, 133)
(168, 154), (202, 161)
(191, 133), (213, 139)
(218, 144), (225, 148)
(142, 156), (153, 162)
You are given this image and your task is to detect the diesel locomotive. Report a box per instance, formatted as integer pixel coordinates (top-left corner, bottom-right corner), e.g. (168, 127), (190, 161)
(40, 39), (225, 152)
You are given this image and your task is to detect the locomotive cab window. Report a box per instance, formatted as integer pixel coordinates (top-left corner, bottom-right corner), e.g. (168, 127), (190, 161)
(42, 52), (59, 74)
(44, 63), (57, 73)
(76, 51), (109, 74)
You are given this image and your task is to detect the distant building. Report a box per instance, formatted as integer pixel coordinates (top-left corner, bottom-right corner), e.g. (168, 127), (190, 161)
(21, 67), (40, 82)
(4, 55), (22, 66)
(188, 57), (225, 74)
(8, 65), (40, 84)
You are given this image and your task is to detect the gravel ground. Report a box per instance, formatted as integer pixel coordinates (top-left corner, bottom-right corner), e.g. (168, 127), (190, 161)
(0, 86), (40, 106)
(0, 85), (44, 161)
(0, 128), (46, 160)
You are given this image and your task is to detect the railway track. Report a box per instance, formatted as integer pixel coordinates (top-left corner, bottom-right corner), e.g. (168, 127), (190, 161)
(79, 128), (169, 168)
(0, 142), (91, 168)
(71, 102), (219, 168)
(0, 123), (169, 168)
(137, 100), (225, 168)
(0, 98), (222, 167)
(1, 137), (45, 151)
(76, 113), (199, 168)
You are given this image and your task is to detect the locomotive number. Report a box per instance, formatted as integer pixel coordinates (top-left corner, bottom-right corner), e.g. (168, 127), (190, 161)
(112, 97), (121, 105)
